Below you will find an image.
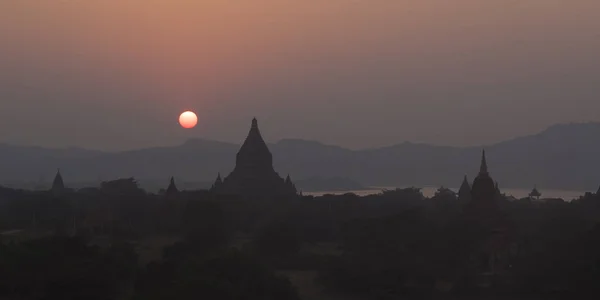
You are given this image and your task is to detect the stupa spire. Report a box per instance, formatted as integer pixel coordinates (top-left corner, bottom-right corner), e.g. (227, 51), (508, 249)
(470, 150), (496, 204)
(458, 175), (472, 203)
(459, 175), (470, 191)
(52, 169), (64, 190)
(235, 117), (273, 172)
(166, 176), (178, 194)
(51, 168), (65, 197)
(211, 173), (224, 192)
(215, 118), (298, 198)
(480, 149), (488, 174)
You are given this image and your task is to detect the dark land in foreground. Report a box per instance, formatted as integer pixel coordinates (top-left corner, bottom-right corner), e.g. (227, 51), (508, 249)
(2, 122), (600, 191)
(2, 182), (600, 300)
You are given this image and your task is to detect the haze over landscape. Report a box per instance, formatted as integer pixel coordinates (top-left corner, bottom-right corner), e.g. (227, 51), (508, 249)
(2, 0), (600, 151)
(2, 122), (600, 192)
(4, 2), (600, 299)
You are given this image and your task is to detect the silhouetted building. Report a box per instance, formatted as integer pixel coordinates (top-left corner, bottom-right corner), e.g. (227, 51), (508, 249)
(470, 150), (496, 209)
(212, 118), (297, 198)
(212, 173), (223, 190)
(285, 174), (297, 193)
(464, 150), (516, 287)
(529, 185), (541, 200)
(166, 177), (179, 196)
(434, 186), (456, 199)
(51, 169), (65, 197)
(458, 175), (471, 203)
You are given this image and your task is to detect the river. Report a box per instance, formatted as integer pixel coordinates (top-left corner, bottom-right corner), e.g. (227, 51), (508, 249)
(305, 186), (591, 201)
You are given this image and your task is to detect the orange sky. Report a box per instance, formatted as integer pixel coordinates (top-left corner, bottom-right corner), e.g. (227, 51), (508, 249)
(1, 0), (600, 150)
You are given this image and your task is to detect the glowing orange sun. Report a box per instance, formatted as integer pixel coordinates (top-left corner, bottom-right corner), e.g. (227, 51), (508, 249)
(179, 111), (198, 129)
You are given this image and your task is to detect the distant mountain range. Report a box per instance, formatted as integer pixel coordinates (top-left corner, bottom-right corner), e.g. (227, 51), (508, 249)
(1, 122), (599, 191)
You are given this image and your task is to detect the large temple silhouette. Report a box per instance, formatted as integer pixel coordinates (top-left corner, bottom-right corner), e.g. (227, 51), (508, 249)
(463, 150), (516, 287)
(211, 118), (297, 198)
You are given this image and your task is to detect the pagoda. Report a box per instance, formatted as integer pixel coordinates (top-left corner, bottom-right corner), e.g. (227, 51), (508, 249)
(466, 150), (500, 217)
(463, 150), (515, 287)
(212, 118), (297, 198)
(166, 177), (179, 196)
(458, 175), (471, 204)
(284, 174), (297, 193)
(51, 169), (65, 197)
(529, 185), (541, 200)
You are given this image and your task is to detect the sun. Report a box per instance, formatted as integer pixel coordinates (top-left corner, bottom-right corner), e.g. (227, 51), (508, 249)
(179, 111), (198, 129)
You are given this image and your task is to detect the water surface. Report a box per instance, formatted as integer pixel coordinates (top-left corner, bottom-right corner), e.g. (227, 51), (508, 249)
(306, 187), (589, 201)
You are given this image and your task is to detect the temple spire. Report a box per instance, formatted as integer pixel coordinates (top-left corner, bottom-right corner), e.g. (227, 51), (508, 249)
(52, 169), (64, 190)
(51, 169), (65, 197)
(216, 118), (298, 198)
(242, 118), (268, 150)
(211, 173), (223, 191)
(459, 175), (470, 192)
(458, 175), (472, 203)
(480, 149), (488, 174)
(166, 176), (178, 194)
(236, 117), (273, 171)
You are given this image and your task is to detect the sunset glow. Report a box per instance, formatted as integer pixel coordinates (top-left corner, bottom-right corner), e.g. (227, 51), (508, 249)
(2, 1), (600, 150)
(179, 111), (198, 129)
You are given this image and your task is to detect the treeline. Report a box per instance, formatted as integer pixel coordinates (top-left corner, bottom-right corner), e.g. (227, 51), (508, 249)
(1, 181), (600, 299)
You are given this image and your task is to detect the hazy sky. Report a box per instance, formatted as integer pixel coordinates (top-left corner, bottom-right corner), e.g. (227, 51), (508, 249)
(1, 0), (599, 151)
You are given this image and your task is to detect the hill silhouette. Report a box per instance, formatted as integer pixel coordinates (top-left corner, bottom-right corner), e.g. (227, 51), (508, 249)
(1, 122), (599, 191)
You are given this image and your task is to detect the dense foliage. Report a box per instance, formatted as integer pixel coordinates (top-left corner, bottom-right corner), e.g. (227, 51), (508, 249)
(1, 182), (600, 299)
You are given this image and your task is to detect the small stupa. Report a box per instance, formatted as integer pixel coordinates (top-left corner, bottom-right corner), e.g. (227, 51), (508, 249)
(166, 177), (179, 196)
(51, 169), (65, 197)
(458, 175), (471, 203)
(529, 185), (542, 200)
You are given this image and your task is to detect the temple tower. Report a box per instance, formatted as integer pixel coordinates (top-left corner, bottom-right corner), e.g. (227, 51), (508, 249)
(166, 176), (179, 196)
(212, 118), (297, 198)
(471, 150), (496, 204)
(285, 174), (297, 193)
(51, 169), (65, 197)
(458, 175), (471, 204)
(464, 150), (515, 286)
